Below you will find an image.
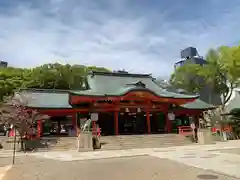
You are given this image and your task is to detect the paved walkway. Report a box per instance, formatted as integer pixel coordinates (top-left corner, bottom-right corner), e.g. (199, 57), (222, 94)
(2, 156), (239, 180)
(1, 141), (240, 179)
(0, 166), (11, 180)
(0, 150), (24, 180)
(28, 141), (240, 161)
(0, 150), (26, 159)
(27, 141), (240, 178)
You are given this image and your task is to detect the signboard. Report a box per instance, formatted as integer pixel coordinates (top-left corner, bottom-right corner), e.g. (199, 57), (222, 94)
(168, 112), (175, 121)
(91, 113), (99, 121)
(133, 92), (155, 98)
(128, 91), (169, 102)
(135, 92), (145, 97)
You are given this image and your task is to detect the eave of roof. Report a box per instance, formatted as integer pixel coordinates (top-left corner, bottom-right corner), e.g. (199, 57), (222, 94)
(70, 87), (199, 99)
(180, 99), (215, 110)
(89, 71), (152, 78)
(18, 89), (72, 109)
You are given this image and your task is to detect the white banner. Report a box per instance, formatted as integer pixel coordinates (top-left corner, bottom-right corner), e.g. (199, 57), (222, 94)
(168, 112), (175, 121)
(91, 113), (99, 121)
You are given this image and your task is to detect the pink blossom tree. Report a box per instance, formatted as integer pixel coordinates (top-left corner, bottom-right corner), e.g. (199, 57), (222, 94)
(0, 92), (47, 150)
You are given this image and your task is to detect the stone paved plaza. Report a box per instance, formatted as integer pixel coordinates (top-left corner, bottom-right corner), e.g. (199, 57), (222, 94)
(1, 141), (240, 180)
(2, 156), (239, 180)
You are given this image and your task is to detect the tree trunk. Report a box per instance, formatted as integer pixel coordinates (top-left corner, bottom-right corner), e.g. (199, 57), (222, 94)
(20, 136), (24, 152)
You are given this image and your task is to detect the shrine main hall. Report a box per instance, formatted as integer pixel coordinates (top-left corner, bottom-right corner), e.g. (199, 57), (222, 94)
(22, 71), (214, 136)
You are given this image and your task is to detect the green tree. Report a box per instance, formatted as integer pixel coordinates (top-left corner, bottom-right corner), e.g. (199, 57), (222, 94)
(0, 67), (26, 100)
(22, 63), (111, 90)
(87, 66), (111, 73)
(169, 63), (204, 93)
(0, 62), (112, 100)
(0, 93), (48, 151)
(170, 45), (240, 107)
(201, 46), (240, 106)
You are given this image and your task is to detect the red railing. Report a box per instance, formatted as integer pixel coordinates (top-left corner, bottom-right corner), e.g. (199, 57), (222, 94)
(97, 128), (101, 137)
(222, 126), (232, 132)
(211, 127), (220, 133)
(92, 127), (101, 137)
(178, 126), (192, 135)
(212, 126), (232, 133)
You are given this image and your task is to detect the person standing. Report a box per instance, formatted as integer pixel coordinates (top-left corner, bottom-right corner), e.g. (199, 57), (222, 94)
(3, 124), (7, 136)
(76, 126), (83, 150)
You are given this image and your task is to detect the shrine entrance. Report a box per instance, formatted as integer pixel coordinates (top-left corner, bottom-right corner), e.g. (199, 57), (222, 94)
(41, 116), (73, 136)
(118, 112), (147, 135)
(97, 112), (115, 136)
(150, 112), (166, 134)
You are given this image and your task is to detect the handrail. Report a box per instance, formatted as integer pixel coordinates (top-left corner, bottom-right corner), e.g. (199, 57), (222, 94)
(211, 126), (232, 133)
(222, 126), (232, 132)
(178, 126), (192, 135)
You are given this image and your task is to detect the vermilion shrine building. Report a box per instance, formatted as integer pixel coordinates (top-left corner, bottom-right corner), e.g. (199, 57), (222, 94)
(23, 71), (214, 137)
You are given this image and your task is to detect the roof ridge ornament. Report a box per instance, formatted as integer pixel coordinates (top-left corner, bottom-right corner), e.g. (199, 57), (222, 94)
(126, 81), (146, 88)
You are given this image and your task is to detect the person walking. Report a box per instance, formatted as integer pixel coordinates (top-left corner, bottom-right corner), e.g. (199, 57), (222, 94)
(190, 120), (198, 143)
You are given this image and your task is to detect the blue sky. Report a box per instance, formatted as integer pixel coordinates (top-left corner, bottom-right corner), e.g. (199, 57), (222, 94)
(0, 0), (240, 78)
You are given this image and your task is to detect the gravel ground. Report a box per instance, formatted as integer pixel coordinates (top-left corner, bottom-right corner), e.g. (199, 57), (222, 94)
(2, 155), (238, 180)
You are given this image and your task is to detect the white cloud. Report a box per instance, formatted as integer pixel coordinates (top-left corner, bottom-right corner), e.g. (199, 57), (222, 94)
(0, 0), (240, 78)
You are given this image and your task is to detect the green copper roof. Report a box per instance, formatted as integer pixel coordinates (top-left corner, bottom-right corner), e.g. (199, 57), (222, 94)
(70, 72), (199, 99)
(180, 99), (215, 110)
(18, 88), (210, 110)
(19, 90), (72, 109)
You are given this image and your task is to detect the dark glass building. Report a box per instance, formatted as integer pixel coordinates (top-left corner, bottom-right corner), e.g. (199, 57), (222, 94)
(0, 61), (8, 68)
(174, 47), (207, 69)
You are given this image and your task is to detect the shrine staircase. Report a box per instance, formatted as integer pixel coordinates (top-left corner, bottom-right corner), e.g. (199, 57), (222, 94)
(1, 133), (222, 152)
(99, 134), (193, 150)
(34, 134), (194, 151)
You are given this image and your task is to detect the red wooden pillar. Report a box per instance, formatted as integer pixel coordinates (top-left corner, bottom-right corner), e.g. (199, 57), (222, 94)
(37, 120), (42, 138)
(114, 111), (119, 135)
(72, 113), (77, 136)
(146, 111), (151, 133)
(72, 113), (77, 129)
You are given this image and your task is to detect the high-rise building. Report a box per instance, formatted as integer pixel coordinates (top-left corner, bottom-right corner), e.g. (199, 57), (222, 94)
(174, 47), (221, 105)
(0, 61), (8, 68)
(174, 47), (206, 69)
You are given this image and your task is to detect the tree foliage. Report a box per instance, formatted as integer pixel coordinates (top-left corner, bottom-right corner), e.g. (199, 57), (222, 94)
(0, 67), (26, 101)
(0, 93), (49, 150)
(0, 93), (37, 135)
(170, 45), (240, 106)
(170, 63), (204, 93)
(0, 63), (111, 100)
(0, 63), (111, 149)
(201, 46), (240, 105)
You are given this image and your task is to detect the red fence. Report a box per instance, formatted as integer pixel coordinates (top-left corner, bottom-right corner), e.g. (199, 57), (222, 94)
(178, 126), (192, 135)
(92, 127), (101, 137)
(211, 126), (232, 133)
